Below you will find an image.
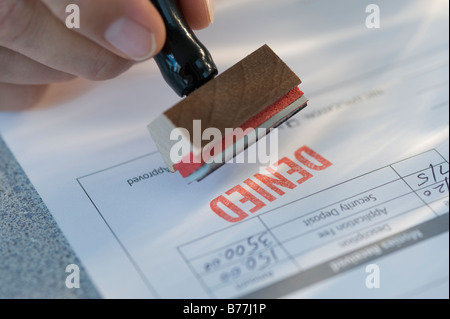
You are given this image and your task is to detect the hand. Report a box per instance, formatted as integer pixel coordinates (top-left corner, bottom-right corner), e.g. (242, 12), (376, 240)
(0, 0), (215, 110)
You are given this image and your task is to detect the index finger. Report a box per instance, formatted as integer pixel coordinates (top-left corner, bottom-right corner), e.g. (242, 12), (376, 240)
(178, 0), (215, 30)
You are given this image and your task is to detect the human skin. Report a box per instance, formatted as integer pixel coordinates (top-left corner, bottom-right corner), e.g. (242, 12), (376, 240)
(0, 0), (214, 110)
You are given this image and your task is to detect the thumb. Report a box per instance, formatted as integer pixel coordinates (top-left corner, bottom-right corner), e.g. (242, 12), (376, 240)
(41, 0), (166, 61)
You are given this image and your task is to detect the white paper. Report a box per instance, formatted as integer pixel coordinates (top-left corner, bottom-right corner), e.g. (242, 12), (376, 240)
(0, 0), (448, 298)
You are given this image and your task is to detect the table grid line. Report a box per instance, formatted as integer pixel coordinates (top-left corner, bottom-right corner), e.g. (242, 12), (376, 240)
(286, 200), (446, 260)
(177, 149), (449, 295)
(390, 165), (440, 217)
(275, 192), (421, 244)
(175, 149), (443, 251)
(176, 246), (216, 298)
(257, 216), (302, 271)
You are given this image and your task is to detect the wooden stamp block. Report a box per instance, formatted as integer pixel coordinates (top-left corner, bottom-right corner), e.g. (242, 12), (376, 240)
(148, 44), (308, 182)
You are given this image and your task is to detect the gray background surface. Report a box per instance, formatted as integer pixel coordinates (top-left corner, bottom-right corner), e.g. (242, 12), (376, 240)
(0, 136), (100, 298)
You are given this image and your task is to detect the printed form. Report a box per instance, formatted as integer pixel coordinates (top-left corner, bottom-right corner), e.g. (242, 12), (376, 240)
(0, 0), (448, 298)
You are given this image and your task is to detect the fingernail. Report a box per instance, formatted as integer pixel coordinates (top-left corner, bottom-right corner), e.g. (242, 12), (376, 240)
(105, 18), (156, 61)
(206, 0), (215, 24)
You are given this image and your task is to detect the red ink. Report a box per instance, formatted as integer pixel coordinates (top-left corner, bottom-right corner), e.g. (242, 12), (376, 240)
(244, 178), (276, 202)
(295, 146), (332, 171)
(226, 185), (266, 213)
(210, 145), (333, 223)
(210, 195), (248, 223)
(255, 168), (297, 196)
